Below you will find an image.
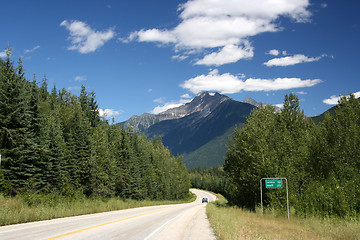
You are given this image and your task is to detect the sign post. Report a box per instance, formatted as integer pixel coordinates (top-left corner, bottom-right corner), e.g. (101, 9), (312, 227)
(260, 178), (289, 219)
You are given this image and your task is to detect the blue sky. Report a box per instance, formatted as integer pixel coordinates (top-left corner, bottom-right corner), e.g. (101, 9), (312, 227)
(1, 0), (359, 122)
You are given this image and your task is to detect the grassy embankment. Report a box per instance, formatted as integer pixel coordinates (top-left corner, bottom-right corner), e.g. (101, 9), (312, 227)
(207, 194), (360, 240)
(0, 192), (196, 226)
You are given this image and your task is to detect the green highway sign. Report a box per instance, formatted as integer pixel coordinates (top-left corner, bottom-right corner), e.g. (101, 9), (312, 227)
(261, 178), (289, 219)
(265, 180), (283, 189)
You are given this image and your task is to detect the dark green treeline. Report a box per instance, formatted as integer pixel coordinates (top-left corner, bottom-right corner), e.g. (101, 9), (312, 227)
(224, 92), (360, 217)
(0, 51), (190, 200)
(189, 166), (228, 197)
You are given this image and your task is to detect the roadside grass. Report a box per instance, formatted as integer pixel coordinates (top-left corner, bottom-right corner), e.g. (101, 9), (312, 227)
(0, 192), (196, 226)
(207, 194), (360, 240)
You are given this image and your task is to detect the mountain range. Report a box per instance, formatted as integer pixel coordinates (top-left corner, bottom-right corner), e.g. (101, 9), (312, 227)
(120, 92), (257, 168)
(120, 92), (357, 169)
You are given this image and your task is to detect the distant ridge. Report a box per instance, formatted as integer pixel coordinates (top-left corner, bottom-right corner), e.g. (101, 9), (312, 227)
(120, 91), (230, 132)
(310, 97), (360, 124)
(145, 92), (254, 156)
(120, 92), (255, 168)
(243, 96), (281, 112)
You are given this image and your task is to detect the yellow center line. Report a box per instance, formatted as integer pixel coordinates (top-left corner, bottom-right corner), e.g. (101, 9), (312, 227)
(44, 206), (178, 240)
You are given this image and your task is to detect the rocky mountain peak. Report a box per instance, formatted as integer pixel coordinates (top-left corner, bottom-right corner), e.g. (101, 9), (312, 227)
(185, 92), (229, 112)
(120, 91), (231, 132)
(243, 96), (260, 107)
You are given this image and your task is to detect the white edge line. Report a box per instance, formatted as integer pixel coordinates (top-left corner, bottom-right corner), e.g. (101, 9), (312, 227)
(143, 207), (194, 240)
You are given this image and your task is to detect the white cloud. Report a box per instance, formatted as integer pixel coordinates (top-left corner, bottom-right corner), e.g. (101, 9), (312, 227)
(323, 95), (339, 105)
(125, 0), (311, 66)
(181, 93), (192, 99)
(180, 69), (322, 94)
(0, 51), (6, 58)
(172, 54), (188, 61)
(151, 98), (192, 114)
(172, 15), (278, 49)
(134, 28), (177, 44)
(179, 0), (311, 22)
(195, 42), (254, 66)
(150, 93), (193, 114)
(99, 109), (122, 118)
(274, 103), (284, 109)
(243, 78), (321, 91)
(74, 76), (86, 81)
(264, 54), (325, 67)
(151, 102), (183, 114)
(24, 45), (40, 54)
(296, 91), (307, 95)
(60, 20), (115, 54)
(267, 49), (280, 56)
(153, 97), (165, 103)
(323, 92), (360, 105)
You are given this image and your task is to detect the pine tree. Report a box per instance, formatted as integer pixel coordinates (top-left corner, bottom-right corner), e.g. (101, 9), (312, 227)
(58, 90), (84, 190)
(72, 100), (93, 194)
(39, 90), (66, 192)
(23, 77), (44, 191)
(79, 86), (100, 128)
(90, 123), (116, 197)
(40, 75), (49, 101)
(0, 52), (35, 191)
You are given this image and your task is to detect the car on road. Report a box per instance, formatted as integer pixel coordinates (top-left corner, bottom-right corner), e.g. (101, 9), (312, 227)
(202, 197), (208, 203)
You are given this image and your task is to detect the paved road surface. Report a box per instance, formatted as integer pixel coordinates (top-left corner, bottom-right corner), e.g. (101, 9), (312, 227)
(0, 189), (217, 240)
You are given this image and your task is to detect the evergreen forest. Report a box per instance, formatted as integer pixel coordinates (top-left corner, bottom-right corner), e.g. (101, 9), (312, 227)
(0, 50), (190, 200)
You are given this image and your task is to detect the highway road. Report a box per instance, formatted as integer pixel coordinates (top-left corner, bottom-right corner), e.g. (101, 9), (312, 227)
(0, 189), (217, 240)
